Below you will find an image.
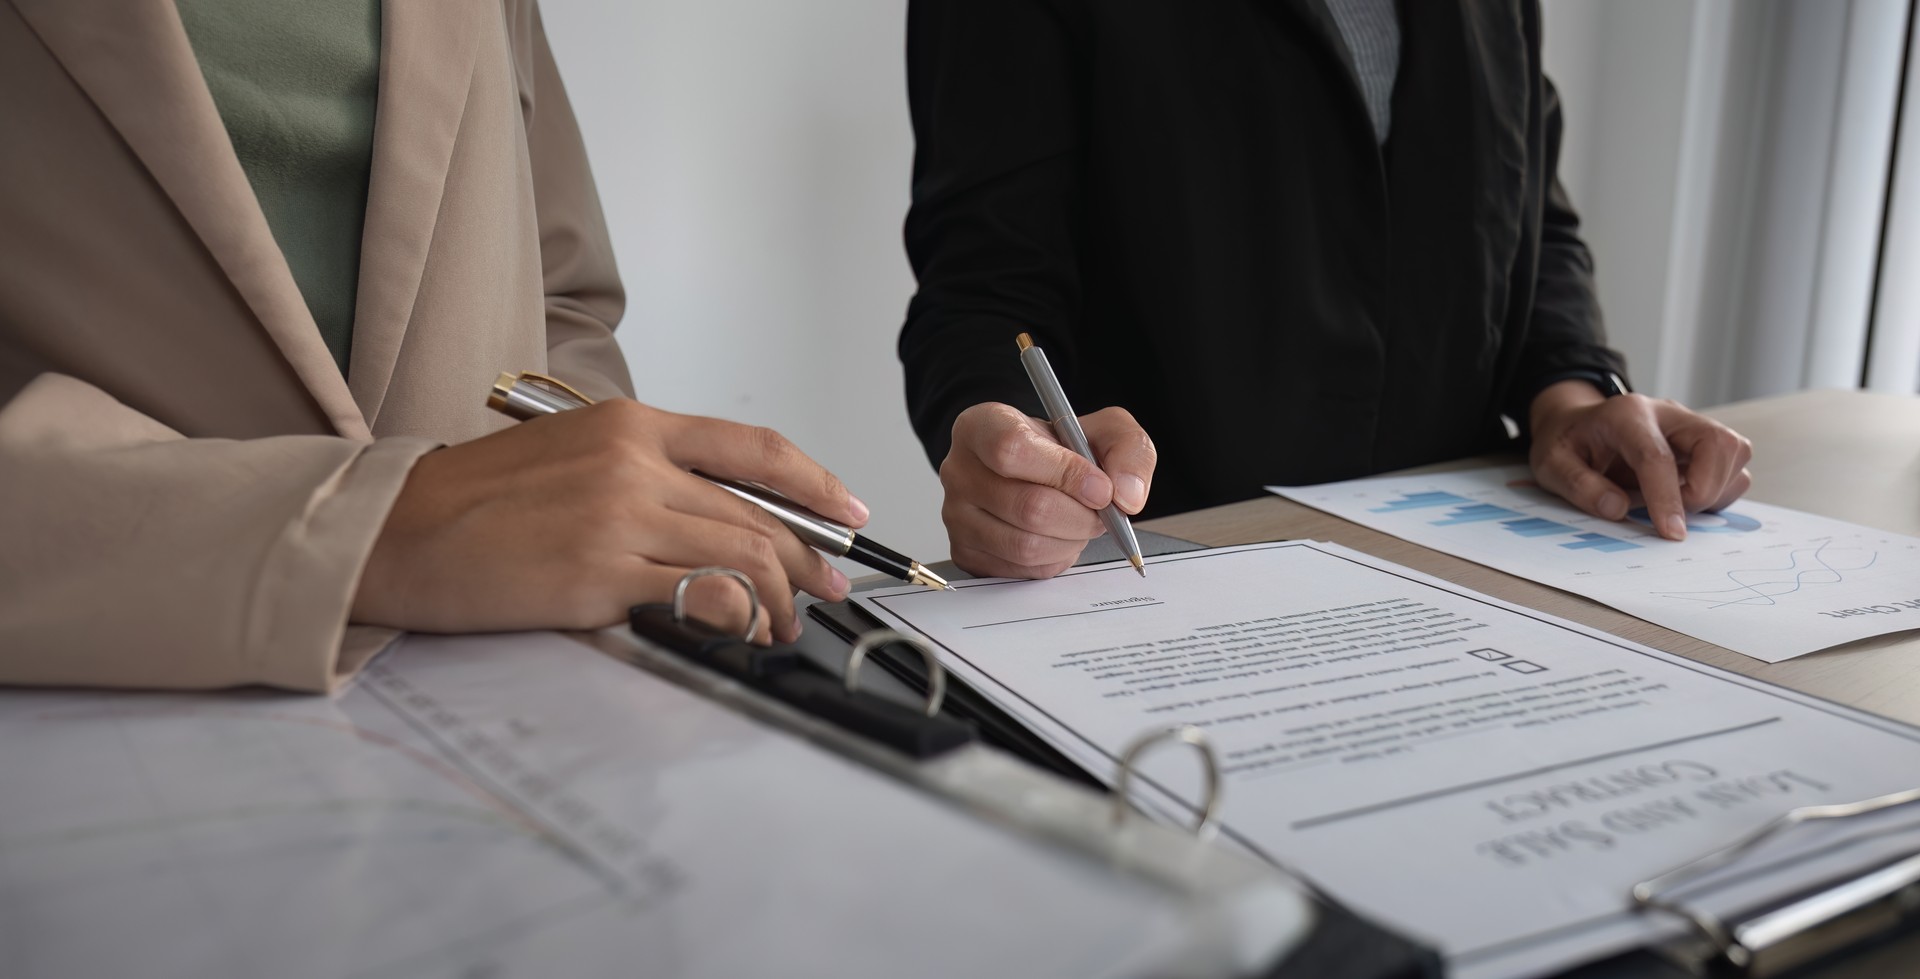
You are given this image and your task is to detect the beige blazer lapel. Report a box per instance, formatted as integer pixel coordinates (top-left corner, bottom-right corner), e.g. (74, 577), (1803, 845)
(348, 1), (482, 428)
(9, 0), (372, 440)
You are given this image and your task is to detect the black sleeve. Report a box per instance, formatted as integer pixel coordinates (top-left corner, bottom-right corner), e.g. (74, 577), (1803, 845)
(1506, 73), (1631, 424)
(899, 0), (1085, 469)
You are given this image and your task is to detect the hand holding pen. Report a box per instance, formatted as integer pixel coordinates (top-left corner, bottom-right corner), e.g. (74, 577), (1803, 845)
(934, 334), (1155, 580)
(352, 384), (880, 645)
(490, 372), (950, 588)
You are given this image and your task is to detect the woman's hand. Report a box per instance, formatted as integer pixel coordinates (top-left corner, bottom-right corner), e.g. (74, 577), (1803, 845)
(353, 399), (868, 642)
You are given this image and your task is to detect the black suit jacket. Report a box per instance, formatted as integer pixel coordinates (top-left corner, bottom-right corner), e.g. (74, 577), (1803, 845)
(899, 0), (1629, 518)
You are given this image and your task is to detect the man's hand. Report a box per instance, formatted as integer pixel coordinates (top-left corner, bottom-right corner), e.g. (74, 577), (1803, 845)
(1528, 380), (1752, 541)
(352, 399), (868, 643)
(939, 402), (1156, 578)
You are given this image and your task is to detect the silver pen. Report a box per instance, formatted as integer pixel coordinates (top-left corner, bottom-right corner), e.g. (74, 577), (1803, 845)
(487, 371), (952, 591)
(1014, 333), (1146, 577)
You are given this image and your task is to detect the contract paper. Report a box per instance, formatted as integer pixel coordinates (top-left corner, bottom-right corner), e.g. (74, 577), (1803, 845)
(1272, 465), (1920, 662)
(857, 542), (1920, 979)
(0, 632), (1208, 979)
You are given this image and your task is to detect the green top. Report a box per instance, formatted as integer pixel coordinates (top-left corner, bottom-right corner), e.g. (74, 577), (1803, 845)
(176, 0), (382, 376)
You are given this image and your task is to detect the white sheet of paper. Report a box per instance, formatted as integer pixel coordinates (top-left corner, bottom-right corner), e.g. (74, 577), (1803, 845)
(1271, 465), (1920, 662)
(856, 542), (1920, 979)
(0, 632), (1210, 979)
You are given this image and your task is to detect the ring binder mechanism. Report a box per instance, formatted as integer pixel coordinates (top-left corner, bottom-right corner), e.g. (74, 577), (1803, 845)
(1632, 787), (1920, 977)
(845, 630), (945, 717)
(672, 566), (762, 640)
(1113, 724), (1223, 839)
(630, 568), (975, 758)
(809, 596), (1101, 787)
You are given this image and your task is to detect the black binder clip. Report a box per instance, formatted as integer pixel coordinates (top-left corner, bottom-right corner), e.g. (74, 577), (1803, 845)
(629, 568), (976, 760)
(1632, 787), (1920, 977)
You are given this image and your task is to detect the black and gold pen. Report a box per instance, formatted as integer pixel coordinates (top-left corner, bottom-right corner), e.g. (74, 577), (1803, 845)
(486, 371), (953, 591)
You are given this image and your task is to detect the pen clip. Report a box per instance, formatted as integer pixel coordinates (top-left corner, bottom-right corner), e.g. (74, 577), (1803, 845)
(517, 370), (597, 406)
(488, 370), (597, 419)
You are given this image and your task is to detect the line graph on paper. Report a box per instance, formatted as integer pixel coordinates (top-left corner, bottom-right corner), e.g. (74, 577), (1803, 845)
(0, 686), (672, 979)
(1652, 538), (1880, 608)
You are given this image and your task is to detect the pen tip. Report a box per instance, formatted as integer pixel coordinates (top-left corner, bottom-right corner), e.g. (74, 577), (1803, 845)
(1130, 554), (1146, 577)
(912, 563), (954, 592)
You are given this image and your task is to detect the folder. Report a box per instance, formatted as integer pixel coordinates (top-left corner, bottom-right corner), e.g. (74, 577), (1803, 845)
(3, 630), (1309, 979)
(804, 539), (1920, 978)
(610, 564), (1439, 979)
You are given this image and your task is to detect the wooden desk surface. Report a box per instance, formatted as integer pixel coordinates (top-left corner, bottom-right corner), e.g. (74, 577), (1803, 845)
(1143, 388), (1920, 726)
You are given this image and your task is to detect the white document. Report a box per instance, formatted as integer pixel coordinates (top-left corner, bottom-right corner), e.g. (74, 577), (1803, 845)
(857, 542), (1920, 979)
(1271, 465), (1920, 662)
(0, 632), (1212, 979)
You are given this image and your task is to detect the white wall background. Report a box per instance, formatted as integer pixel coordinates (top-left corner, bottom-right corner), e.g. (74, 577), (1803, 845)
(541, 1), (1912, 565)
(541, 1), (949, 565)
(1544, 0), (1915, 405)
(1541, 0), (1697, 400)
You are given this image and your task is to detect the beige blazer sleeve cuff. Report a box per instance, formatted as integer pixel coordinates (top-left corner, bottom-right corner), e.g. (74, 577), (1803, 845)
(250, 436), (438, 692)
(0, 374), (440, 692)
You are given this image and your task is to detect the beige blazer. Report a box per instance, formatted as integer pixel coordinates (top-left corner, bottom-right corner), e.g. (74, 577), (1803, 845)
(0, 0), (634, 691)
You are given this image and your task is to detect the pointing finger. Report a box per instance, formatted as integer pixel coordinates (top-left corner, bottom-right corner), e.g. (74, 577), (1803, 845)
(1615, 416), (1688, 540)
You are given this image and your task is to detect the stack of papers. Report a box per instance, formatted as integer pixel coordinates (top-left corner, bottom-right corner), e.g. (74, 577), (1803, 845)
(858, 542), (1920, 978)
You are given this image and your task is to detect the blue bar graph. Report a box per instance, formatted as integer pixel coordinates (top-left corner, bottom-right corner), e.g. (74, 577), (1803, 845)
(1501, 517), (1579, 538)
(1432, 503), (1523, 525)
(1361, 483), (1657, 556)
(1561, 532), (1641, 553)
(1628, 506), (1762, 534)
(1369, 491), (1471, 513)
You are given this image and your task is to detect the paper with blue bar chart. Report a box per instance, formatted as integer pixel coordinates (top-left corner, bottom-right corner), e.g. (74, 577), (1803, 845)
(1273, 465), (1920, 662)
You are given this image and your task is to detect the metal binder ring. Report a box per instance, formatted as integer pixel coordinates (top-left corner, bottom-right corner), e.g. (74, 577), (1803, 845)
(844, 630), (947, 718)
(671, 567), (762, 642)
(1629, 786), (1920, 969)
(1112, 724), (1223, 839)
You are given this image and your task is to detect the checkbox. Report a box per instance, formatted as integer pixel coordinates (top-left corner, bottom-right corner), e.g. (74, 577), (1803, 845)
(1503, 660), (1548, 674)
(1467, 648), (1511, 662)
